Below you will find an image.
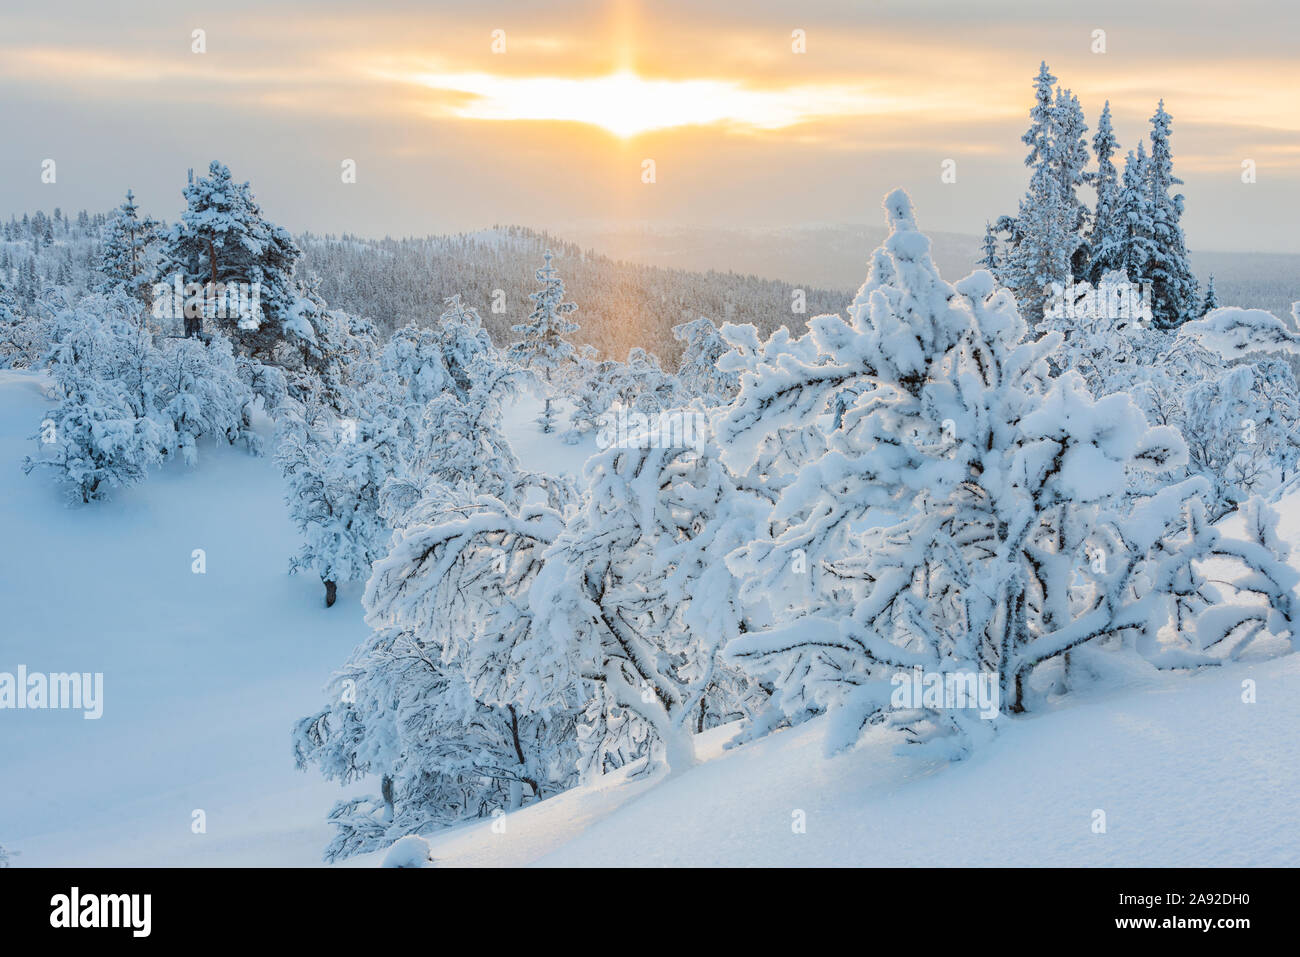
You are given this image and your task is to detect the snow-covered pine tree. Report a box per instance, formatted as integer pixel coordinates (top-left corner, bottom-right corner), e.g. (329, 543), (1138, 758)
(1117, 142), (1159, 293)
(719, 189), (1285, 759)
(306, 478), (583, 857)
(566, 345), (620, 440)
(0, 277), (37, 369)
(98, 190), (161, 307)
(997, 64), (1086, 327)
(22, 301), (166, 502)
(672, 316), (740, 404)
(979, 222), (1000, 271)
(615, 346), (678, 412)
(1201, 274), (1219, 315)
(277, 393), (402, 607)
(1145, 102), (1199, 328)
(1051, 87), (1091, 276)
(507, 250), (579, 433)
(1002, 174), (1073, 328)
(1084, 101), (1123, 283)
(161, 161), (302, 350)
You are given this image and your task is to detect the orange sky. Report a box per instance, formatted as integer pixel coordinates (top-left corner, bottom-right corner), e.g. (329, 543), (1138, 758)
(0, 0), (1296, 251)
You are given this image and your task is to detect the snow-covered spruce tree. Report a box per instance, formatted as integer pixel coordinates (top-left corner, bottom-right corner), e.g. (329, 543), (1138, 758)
(979, 222), (1000, 271)
(277, 392), (402, 607)
(1050, 86), (1091, 275)
(1201, 275), (1219, 316)
(1084, 101), (1124, 283)
(160, 161), (302, 350)
(385, 391), (523, 515)
(0, 278), (39, 369)
(996, 63), (1089, 326)
(1117, 141), (1159, 291)
(719, 190), (1290, 759)
(98, 189), (161, 307)
(433, 294), (496, 401)
(673, 316), (740, 404)
(1145, 102), (1199, 328)
(22, 302), (166, 502)
(507, 250), (579, 433)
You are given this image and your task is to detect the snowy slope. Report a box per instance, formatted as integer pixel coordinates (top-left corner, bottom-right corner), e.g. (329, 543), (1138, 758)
(339, 653), (1295, 868)
(1, 370), (1296, 867)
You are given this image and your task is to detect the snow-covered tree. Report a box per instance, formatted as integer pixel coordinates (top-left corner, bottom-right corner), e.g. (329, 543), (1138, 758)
(1145, 102), (1199, 328)
(277, 395), (401, 607)
(1201, 274), (1219, 315)
(996, 63), (1089, 325)
(1117, 142), (1159, 292)
(0, 278), (39, 369)
(98, 190), (161, 307)
(154, 333), (259, 463)
(615, 347), (678, 412)
(566, 345), (620, 440)
(979, 222), (1000, 271)
(522, 431), (763, 775)
(1159, 307), (1300, 516)
(673, 316), (740, 404)
(508, 251), (579, 433)
(1040, 268), (1160, 394)
(293, 620), (579, 861)
(1051, 86), (1091, 275)
(22, 303), (166, 502)
(160, 161), (302, 350)
(718, 189), (1291, 760)
(1084, 101), (1123, 283)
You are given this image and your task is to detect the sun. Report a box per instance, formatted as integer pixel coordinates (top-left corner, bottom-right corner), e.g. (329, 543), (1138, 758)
(411, 69), (846, 138)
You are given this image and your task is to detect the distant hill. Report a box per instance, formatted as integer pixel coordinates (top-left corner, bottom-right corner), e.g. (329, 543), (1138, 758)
(557, 223), (1300, 322)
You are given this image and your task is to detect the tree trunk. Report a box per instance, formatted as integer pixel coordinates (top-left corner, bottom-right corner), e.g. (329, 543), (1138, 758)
(324, 579), (337, 608)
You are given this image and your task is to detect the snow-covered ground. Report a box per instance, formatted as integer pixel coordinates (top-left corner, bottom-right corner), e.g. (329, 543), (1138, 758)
(1, 369), (1296, 867)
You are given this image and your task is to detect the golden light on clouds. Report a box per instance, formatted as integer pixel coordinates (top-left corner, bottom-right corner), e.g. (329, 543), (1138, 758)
(406, 69), (902, 138)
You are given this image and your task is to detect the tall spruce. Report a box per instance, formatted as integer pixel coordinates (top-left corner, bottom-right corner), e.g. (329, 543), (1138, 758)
(998, 63), (1089, 326)
(98, 190), (161, 307)
(1145, 101), (1199, 328)
(1084, 101), (1123, 282)
(507, 250), (580, 433)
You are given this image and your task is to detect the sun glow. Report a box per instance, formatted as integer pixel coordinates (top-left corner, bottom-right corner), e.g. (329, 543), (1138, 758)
(409, 69), (884, 138)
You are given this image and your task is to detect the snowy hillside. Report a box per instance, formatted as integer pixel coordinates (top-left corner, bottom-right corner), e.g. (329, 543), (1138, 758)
(403, 654), (1300, 868)
(2, 368), (1295, 867)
